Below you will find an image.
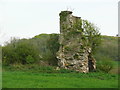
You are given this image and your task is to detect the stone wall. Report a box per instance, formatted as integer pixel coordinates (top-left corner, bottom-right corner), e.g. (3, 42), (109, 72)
(57, 11), (96, 73)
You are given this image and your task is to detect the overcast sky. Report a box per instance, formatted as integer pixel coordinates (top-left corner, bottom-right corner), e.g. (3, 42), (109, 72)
(0, 0), (119, 45)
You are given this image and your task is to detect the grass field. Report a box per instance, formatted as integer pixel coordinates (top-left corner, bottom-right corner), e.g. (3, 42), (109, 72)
(3, 69), (118, 88)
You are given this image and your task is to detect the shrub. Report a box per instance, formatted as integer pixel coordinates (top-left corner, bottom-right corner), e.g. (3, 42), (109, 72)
(26, 55), (34, 64)
(96, 57), (114, 73)
(2, 38), (39, 65)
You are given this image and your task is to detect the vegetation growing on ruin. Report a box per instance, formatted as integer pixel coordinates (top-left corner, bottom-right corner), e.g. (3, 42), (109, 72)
(82, 20), (101, 54)
(62, 17), (101, 56)
(73, 19), (83, 33)
(60, 11), (69, 22)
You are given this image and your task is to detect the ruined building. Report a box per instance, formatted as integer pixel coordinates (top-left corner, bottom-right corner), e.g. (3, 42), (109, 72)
(57, 11), (96, 73)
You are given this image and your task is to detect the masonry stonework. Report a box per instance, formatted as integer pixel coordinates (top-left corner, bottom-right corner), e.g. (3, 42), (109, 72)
(57, 11), (96, 73)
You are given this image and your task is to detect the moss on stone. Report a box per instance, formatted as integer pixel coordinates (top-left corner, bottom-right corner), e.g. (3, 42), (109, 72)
(64, 46), (71, 51)
(60, 11), (69, 22)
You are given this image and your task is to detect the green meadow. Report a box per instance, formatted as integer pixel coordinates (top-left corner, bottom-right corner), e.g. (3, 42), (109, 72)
(3, 71), (118, 88)
(2, 64), (119, 88)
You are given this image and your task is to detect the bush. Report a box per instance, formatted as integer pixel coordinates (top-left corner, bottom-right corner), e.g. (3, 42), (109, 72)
(96, 57), (114, 73)
(2, 38), (39, 65)
(26, 55), (34, 64)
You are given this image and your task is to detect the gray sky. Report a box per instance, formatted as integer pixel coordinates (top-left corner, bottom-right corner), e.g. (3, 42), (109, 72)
(0, 0), (119, 45)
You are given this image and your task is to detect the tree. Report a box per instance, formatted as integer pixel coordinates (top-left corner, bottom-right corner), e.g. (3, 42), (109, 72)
(82, 20), (101, 54)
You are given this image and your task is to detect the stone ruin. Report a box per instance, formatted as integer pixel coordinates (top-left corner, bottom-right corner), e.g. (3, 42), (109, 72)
(57, 11), (96, 73)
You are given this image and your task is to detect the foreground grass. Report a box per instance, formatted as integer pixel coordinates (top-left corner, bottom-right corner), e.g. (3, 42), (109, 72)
(3, 70), (118, 88)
